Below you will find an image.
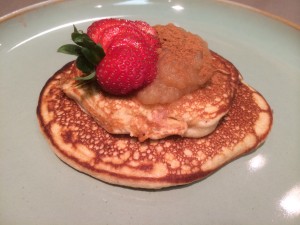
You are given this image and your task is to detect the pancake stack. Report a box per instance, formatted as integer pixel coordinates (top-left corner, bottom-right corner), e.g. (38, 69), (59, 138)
(59, 51), (239, 141)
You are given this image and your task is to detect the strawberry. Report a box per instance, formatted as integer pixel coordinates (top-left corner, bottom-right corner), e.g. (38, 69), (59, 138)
(107, 32), (147, 51)
(98, 25), (145, 51)
(134, 20), (158, 36)
(87, 18), (126, 45)
(88, 19), (159, 51)
(58, 18), (159, 95)
(108, 34), (158, 86)
(97, 33), (157, 94)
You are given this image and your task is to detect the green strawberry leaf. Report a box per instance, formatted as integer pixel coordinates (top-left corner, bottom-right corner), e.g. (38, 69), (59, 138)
(76, 55), (94, 74)
(80, 34), (97, 47)
(81, 47), (102, 66)
(58, 24), (106, 81)
(71, 25), (94, 47)
(57, 44), (81, 56)
(71, 25), (84, 42)
(95, 44), (105, 58)
(72, 33), (91, 47)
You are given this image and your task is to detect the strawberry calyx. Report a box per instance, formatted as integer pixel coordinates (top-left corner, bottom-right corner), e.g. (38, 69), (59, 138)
(58, 25), (105, 80)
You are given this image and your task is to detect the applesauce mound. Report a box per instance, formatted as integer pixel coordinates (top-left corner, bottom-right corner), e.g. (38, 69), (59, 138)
(136, 23), (214, 105)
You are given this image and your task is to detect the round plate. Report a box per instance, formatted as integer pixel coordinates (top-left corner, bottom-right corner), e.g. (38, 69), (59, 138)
(1, 0), (299, 224)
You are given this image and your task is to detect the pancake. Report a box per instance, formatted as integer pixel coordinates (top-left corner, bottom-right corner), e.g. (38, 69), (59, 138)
(60, 51), (239, 141)
(37, 60), (272, 189)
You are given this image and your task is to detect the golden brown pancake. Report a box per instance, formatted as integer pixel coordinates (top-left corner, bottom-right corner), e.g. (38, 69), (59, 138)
(37, 56), (272, 189)
(60, 52), (239, 141)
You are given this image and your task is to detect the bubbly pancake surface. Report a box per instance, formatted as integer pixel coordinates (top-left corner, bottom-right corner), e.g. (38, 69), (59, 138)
(37, 60), (272, 189)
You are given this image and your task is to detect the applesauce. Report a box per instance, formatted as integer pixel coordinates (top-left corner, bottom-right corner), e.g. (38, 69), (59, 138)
(136, 23), (214, 105)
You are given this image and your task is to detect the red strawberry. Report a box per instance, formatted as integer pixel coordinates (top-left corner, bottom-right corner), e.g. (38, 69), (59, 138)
(59, 18), (159, 95)
(87, 18), (127, 44)
(87, 19), (159, 51)
(96, 33), (157, 95)
(98, 25), (145, 51)
(134, 20), (158, 36)
(107, 32), (146, 51)
(128, 20), (159, 50)
(86, 19), (159, 95)
(108, 34), (158, 86)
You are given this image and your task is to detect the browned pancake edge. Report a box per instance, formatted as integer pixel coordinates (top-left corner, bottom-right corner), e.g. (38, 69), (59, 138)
(37, 59), (273, 189)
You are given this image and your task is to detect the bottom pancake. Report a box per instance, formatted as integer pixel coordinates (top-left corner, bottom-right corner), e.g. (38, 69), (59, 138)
(37, 68), (272, 189)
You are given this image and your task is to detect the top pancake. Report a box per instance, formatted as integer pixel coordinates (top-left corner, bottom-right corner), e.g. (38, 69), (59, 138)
(37, 58), (272, 189)
(60, 51), (239, 141)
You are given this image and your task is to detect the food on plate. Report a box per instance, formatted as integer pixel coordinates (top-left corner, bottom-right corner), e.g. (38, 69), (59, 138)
(136, 24), (214, 105)
(60, 50), (238, 141)
(37, 19), (273, 189)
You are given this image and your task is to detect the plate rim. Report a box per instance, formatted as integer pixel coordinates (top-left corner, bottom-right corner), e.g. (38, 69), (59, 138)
(0, 0), (300, 31)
